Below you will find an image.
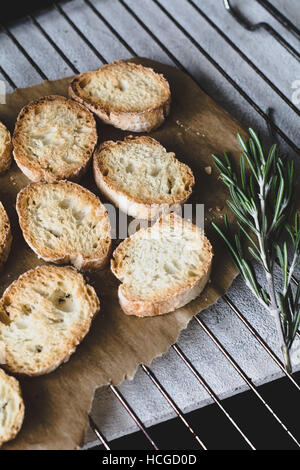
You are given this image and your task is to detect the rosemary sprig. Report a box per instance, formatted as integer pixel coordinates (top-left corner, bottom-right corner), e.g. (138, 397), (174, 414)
(212, 128), (299, 372)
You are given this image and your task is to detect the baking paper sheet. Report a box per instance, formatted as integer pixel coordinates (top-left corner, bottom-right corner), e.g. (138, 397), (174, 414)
(0, 59), (246, 449)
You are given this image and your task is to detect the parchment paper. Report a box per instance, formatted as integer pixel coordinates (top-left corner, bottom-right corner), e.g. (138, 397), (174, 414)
(0, 58), (247, 450)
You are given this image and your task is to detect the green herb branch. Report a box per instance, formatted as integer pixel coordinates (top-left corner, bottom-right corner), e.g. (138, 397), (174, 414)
(212, 128), (300, 372)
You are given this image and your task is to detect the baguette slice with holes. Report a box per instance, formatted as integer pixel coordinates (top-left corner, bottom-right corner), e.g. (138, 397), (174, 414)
(16, 181), (111, 271)
(0, 202), (12, 270)
(0, 121), (12, 174)
(13, 95), (97, 183)
(0, 368), (24, 447)
(0, 265), (100, 376)
(93, 136), (194, 220)
(111, 213), (213, 317)
(69, 61), (171, 132)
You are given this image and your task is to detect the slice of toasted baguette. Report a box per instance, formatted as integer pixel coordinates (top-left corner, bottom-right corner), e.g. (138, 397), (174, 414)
(111, 213), (213, 317)
(0, 265), (100, 376)
(0, 202), (12, 270)
(16, 181), (111, 271)
(13, 95), (97, 183)
(0, 121), (12, 174)
(69, 61), (171, 132)
(93, 136), (194, 220)
(0, 368), (24, 447)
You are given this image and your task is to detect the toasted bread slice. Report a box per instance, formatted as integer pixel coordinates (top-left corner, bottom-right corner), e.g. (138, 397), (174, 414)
(69, 61), (171, 132)
(111, 213), (213, 317)
(16, 181), (111, 271)
(0, 265), (100, 376)
(93, 136), (194, 220)
(13, 95), (97, 183)
(0, 202), (12, 270)
(0, 121), (12, 174)
(0, 368), (24, 447)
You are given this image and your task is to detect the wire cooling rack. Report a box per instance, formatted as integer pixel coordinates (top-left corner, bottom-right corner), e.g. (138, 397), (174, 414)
(1, 0), (300, 450)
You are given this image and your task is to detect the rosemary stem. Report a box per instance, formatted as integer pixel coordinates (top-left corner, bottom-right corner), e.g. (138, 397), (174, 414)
(286, 251), (298, 295)
(213, 129), (298, 373)
(257, 175), (292, 372)
(274, 310), (292, 373)
(266, 271), (292, 372)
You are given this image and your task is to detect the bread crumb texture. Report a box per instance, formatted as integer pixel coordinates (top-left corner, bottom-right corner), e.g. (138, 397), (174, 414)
(0, 368), (24, 447)
(94, 136), (194, 219)
(0, 265), (100, 376)
(17, 181), (111, 271)
(13, 95), (97, 182)
(69, 61), (171, 132)
(0, 202), (12, 270)
(111, 213), (213, 316)
(0, 121), (12, 174)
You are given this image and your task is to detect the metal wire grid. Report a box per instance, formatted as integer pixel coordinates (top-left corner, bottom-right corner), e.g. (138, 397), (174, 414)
(223, 0), (300, 62)
(1, 0), (300, 451)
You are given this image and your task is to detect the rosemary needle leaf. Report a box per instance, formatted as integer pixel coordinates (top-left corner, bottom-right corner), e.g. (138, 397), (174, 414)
(248, 174), (256, 201)
(261, 288), (270, 306)
(240, 260), (260, 298)
(211, 128), (299, 371)
(237, 223), (259, 251)
(264, 144), (277, 179)
(295, 282), (300, 307)
(272, 167), (285, 226)
(240, 154), (246, 190)
(242, 150), (259, 182)
(235, 232), (243, 258)
(276, 244), (284, 268)
(211, 222), (241, 270)
(226, 200), (256, 232)
(248, 246), (263, 265)
(224, 152), (232, 170)
(237, 133), (249, 154)
(249, 128), (265, 164)
(211, 154), (228, 174)
(249, 138), (260, 169)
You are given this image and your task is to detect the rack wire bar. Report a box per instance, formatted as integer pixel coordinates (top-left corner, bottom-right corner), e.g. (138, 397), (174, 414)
(171, 344), (256, 449)
(194, 315), (300, 448)
(222, 295), (300, 391)
(256, 0), (300, 41)
(109, 384), (159, 450)
(151, 0), (300, 156)
(29, 15), (80, 74)
(0, 65), (17, 90)
(223, 0), (300, 62)
(143, 1), (299, 158)
(119, 0), (186, 73)
(0, 25), (48, 80)
(88, 415), (111, 450)
(140, 364), (207, 450)
(53, 2), (107, 65)
(84, 0), (137, 58)
(80, 1), (300, 369)
(187, 0), (300, 118)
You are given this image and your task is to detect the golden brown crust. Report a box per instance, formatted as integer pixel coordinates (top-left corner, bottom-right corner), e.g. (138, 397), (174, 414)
(0, 265), (100, 376)
(93, 136), (194, 219)
(69, 61), (171, 132)
(0, 368), (25, 447)
(13, 95), (97, 183)
(0, 121), (12, 174)
(16, 181), (111, 271)
(111, 213), (213, 317)
(0, 202), (12, 271)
